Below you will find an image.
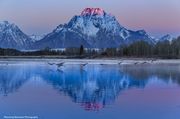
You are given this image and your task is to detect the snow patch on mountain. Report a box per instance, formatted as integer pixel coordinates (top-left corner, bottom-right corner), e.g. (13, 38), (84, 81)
(0, 21), (32, 49)
(159, 34), (174, 42)
(30, 34), (45, 42)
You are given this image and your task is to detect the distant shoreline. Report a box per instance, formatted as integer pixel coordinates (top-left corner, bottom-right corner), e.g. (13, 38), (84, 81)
(0, 56), (180, 65)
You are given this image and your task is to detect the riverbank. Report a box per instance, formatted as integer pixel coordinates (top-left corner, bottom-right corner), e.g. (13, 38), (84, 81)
(0, 57), (180, 65)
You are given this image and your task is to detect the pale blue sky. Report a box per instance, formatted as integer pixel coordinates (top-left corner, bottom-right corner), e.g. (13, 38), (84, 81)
(0, 0), (180, 37)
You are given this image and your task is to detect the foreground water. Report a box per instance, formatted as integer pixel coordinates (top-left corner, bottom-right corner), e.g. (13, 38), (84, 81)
(0, 61), (180, 119)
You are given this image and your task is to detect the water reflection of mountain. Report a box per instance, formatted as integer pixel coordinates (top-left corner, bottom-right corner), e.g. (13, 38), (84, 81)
(0, 64), (54, 96)
(0, 65), (31, 96)
(43, 65), (148, 110)
(1, 64), (180, 110)
(43, 65), (180, 110)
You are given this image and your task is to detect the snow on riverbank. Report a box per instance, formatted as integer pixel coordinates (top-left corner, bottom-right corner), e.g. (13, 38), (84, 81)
(0, 58), (180, 65)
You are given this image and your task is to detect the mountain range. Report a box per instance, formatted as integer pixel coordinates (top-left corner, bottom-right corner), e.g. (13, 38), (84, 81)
(0, 21), (33, 50)
(0, 8), (174, 50)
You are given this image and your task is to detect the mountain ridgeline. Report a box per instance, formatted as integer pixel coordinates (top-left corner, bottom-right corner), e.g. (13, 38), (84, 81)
(0, 21), (33, 50)
(0, 8), (177, 50)
(33, 8), (156, 49)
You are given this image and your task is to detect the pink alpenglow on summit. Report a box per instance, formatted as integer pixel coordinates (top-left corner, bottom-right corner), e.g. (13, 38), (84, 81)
(81, 8), (105, 16)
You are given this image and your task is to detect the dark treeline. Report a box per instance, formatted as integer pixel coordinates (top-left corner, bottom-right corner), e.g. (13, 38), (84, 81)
(0, 46), (89, 57)
(0, 47), (62, 56)
(0, 37), (180, 59)
(102, 36), (180, 59)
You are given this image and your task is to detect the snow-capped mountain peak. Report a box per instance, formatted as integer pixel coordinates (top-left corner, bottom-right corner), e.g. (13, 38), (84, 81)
(81, 8), (105, 16)
(66, 8), (125, 38)
(0, 21), (33, 49)
(34, 8), (157, 49)
(0, 21), (18, 32)
(158, 34), (174, 42)
(136, 30), (147, 35)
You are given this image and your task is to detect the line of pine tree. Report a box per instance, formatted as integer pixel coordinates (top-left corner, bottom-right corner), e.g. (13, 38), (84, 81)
(0, 36), (180, 59)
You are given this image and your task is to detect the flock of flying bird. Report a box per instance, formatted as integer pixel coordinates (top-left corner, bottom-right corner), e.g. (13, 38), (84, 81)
(2, 59), (157, 67)
(47, 59), (157, 71)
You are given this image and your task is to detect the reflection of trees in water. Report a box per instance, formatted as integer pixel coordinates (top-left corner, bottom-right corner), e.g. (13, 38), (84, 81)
(1, 64), (180, 110)
(120, 64), (180, 85)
